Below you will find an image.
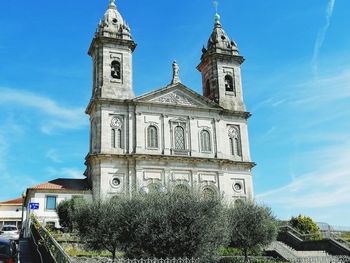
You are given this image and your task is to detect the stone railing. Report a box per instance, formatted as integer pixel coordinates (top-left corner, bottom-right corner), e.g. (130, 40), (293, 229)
(31, 217), (72, 263)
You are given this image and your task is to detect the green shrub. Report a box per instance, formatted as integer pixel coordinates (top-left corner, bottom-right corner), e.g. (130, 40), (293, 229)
(289, 215), (322, 240)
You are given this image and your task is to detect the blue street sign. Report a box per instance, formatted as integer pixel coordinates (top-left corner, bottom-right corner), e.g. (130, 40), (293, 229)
(29, 203), (39, 210)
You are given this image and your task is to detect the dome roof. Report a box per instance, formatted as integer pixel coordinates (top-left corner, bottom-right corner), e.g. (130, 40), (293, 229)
(206, 17), (239, 55)
(96, 0), (132, 40)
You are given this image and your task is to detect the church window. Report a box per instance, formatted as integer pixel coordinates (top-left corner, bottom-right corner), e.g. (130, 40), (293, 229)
(111, 129), (116, 148)
(200, 130), (211, 152)
(174, 126), (186, 150)
(111, 177), (121, 187)
(111, 60), (121, 79)
(228, 126), (242, 157)
(111, 117), (124, 149)
(147, 126), (158, 148)
(235, 138), (242, 157)
(225, 74), (235, 94)
(111, 128), (123, 149)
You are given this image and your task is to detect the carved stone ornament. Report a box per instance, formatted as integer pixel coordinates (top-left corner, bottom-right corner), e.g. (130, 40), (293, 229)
(154, 91), (197, 106)
(228, 126), (239, 137)
(111, 117), (123, 128)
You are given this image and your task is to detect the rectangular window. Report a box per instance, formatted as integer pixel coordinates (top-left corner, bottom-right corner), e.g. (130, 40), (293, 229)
(46, 196), (57, 210)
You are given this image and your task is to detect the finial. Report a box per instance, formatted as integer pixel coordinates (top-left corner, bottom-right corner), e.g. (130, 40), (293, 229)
(213, 1), (220, 21)
(108, 0), (116, 9)
(171, 60), (181, 85)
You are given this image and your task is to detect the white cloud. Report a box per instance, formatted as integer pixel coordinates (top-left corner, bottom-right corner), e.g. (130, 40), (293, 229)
(311, 0), (336, 76)
(0, 87), (87, 134)
(256, 137), (350, 209)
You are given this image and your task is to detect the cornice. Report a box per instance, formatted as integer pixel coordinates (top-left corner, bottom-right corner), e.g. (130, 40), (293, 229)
(85, 98), (251, 120)
(85, 153), (256, 169)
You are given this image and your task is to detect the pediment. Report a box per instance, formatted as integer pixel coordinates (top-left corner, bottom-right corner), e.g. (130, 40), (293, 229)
(134, 83), (221, 109)
(150, 90), (202, 106)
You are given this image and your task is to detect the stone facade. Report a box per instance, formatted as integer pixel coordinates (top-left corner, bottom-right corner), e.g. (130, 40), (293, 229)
(85, 1), (255, 203)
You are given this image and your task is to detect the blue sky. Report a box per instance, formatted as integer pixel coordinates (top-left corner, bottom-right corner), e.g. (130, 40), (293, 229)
(0, 0), (349, 226)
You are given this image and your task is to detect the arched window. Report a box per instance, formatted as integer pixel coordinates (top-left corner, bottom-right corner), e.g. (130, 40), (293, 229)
(225, 74), (235, 93)
(174, 126), (185, 150)
(229, 137), (234, 155)
(200, 130), (211, 152)
(117, 129), (123, 149)
(147, 126), (158, 148)
(235, 137), (242, 157)
(111, 60), (121, 79)
(228, 126), (242, 157)
(112, 128), (123, 149)
(111, 129), (116, 148)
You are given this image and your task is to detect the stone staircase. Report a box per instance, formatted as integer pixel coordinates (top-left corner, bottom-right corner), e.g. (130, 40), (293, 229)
(266, 241), (331, 261)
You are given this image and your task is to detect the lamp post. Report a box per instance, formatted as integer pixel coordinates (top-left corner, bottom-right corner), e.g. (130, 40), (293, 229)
(20, 192), (26, 238)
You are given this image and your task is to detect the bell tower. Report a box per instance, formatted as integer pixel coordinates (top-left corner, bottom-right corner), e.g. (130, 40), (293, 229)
(88, 0), (136, 100)
(197, 13), (246, 112)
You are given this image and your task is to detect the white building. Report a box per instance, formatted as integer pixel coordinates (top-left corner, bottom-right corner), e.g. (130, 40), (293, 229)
(22, 0), (255, 229)
(0, 198), (23, 229)
(22, 179), (91, 230)
(85, 0), (255, 202)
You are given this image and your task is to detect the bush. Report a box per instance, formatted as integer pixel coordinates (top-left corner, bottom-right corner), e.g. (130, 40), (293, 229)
(226, 201), (277, 262)
(57, 197), (84, 232)
(73, 189), (228, 262)
(289, 215), (322, 240)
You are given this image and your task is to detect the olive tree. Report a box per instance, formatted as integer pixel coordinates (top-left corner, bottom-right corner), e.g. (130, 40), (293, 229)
(73, 189), (228, 261)
(57, 198), (83, 232)
(226, 200), (277, 262)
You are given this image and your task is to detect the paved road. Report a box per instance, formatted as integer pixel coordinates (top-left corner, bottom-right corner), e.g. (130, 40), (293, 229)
(19, 239), (36, 263)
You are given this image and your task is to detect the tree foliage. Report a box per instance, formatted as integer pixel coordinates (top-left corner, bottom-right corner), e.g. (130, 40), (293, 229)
(226, 201), (277, 261)
(57, 198), (81, 232)
(73, 189), (228, 262)
(289, 215), (322, 240)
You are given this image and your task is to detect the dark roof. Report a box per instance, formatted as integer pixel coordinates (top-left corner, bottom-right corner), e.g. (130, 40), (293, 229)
(0, 197), (23, 205)
(29, 178), (90, 191)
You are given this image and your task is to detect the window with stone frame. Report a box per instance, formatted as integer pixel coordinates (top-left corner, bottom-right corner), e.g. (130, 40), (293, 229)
(111, 117), (124, 149)
(200, 130), (212, 152)
(204, 79), (211, 97)
(111, 60), (121, 79)
(225, 74), (235, 95)
(174, 125), (186, 150)
(147, 125), (159, 148)
(228, 126), (242, 157)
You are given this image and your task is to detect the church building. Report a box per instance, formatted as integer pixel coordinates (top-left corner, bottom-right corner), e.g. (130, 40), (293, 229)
(21, 0), (255, 229)
(85, 0), (254, 202)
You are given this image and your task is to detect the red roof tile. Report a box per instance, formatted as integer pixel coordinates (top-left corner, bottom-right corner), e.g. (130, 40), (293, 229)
(29, 178), (90, 191)
(0, 197), (23, 205)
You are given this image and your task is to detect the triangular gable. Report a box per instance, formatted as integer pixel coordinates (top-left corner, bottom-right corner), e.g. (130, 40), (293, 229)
(134, 83), (222, 109)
